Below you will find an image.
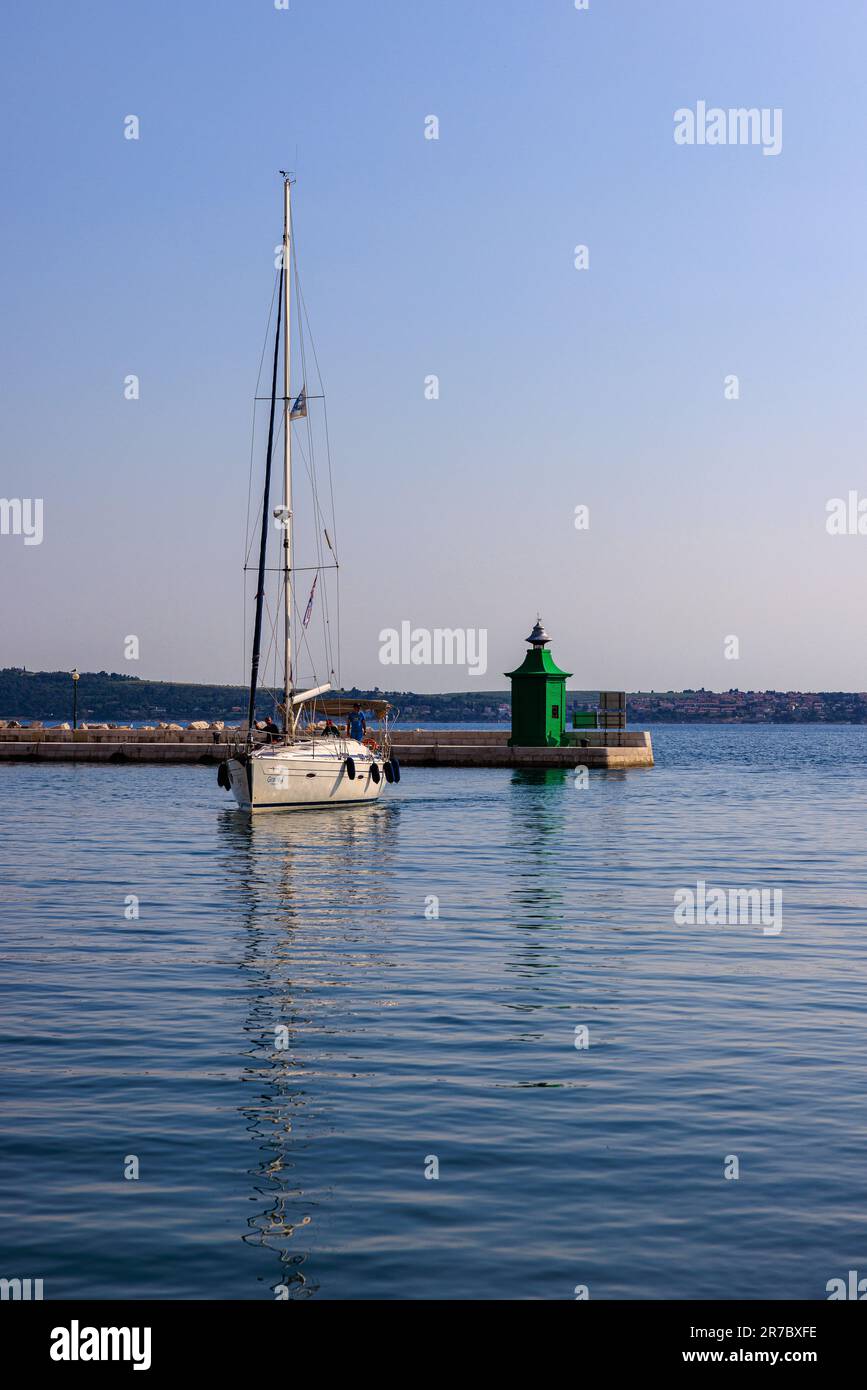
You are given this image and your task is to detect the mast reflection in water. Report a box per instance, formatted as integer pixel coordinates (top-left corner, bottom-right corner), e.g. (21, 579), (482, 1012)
(220, 802), (399, 1298)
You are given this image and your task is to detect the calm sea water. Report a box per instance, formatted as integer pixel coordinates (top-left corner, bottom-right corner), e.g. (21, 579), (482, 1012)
(2, 725), (867, 1301)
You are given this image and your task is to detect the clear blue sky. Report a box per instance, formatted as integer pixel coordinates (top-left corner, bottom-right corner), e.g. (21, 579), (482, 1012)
(2, 0), (866, 692)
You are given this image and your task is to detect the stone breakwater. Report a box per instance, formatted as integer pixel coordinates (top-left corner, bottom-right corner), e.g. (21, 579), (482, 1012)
(0, 725), (653, 769)
(0, 719), (232, 732)
(391, 729), (654, 769)
(0, 723), (244, 763)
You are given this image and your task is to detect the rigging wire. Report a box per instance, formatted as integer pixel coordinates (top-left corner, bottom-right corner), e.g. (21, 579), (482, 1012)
(290, 230), (332, 682)
(247, 264), (285, 733)
(245, 271), (280, 567)
(241, 197), (346, 728)
(243, 270), (280, 687)
(298, 278), (342, 688)
(291, 424), (335, 681)
(294, 227), (342, 690)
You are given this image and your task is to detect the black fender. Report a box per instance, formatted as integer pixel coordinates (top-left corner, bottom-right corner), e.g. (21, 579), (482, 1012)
(384, 760), (394, 783)
(390, 756), (400, 783)
(217, 761), (231, 790)
(345, 756), (356, 780)
(370, 760), (381, 784)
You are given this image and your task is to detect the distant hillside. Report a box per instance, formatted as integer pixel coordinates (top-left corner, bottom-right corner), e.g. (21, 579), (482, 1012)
(0, 668), (521, 724)
(4, 670), (867, 725)
(0, 669), (251, 723)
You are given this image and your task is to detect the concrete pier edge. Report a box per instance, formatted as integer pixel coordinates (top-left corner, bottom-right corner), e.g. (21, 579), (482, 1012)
(0, 727), (653, 769)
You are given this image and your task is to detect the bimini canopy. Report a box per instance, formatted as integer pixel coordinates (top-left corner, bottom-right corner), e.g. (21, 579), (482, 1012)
(313, 696), (391, 718)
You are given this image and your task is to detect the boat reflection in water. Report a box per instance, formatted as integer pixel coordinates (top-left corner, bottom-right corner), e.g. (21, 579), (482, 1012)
(217, 799), (399, 1297)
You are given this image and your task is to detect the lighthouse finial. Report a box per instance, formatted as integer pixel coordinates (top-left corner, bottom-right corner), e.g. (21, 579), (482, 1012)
(526, 617), (550, 647)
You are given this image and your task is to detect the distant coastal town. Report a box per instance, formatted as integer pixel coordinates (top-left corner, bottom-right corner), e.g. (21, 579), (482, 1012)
(627, 689), (867, 723)
(2, 669), (867, 725)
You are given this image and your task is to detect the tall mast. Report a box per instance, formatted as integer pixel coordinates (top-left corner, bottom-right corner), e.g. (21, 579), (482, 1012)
(282, 175), (293, 734)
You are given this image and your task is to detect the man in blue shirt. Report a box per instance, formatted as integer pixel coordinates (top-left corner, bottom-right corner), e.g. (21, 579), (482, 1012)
(346, 703), (366, 742)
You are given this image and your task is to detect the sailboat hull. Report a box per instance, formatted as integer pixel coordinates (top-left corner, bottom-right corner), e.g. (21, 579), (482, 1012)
(226, 738), (387, 811)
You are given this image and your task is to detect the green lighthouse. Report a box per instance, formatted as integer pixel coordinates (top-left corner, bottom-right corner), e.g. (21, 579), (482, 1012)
(505, 618), (572, 747)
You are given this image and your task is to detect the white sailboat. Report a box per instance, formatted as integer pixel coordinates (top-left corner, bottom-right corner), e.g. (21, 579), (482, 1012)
(220, 175), (399, 812)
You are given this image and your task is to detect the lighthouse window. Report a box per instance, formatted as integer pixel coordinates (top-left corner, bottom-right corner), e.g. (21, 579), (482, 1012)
(551, 704), (559, 718)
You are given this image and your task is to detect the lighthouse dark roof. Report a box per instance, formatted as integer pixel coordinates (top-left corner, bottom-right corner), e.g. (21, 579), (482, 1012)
(526, 618), (551, 646)
(505, 616), (572, 680)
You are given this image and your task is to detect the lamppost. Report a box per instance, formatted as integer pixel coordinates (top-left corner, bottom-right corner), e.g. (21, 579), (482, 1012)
(71, 668), (79, 730)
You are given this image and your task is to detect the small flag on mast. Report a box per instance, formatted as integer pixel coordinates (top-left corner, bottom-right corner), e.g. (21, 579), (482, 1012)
(302, 573), (318, 629)
(290, 388), (307, 419)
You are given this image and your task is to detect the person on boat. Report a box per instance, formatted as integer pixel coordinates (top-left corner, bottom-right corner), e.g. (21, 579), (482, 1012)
(322, 718), (340, 737)
(346, 704), (366, 742)
(262, 716), (281, 742)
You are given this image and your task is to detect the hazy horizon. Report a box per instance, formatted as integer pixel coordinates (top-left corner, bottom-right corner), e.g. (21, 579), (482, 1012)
(5, 665), (867, 700)
(3, 2), (867, 693)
